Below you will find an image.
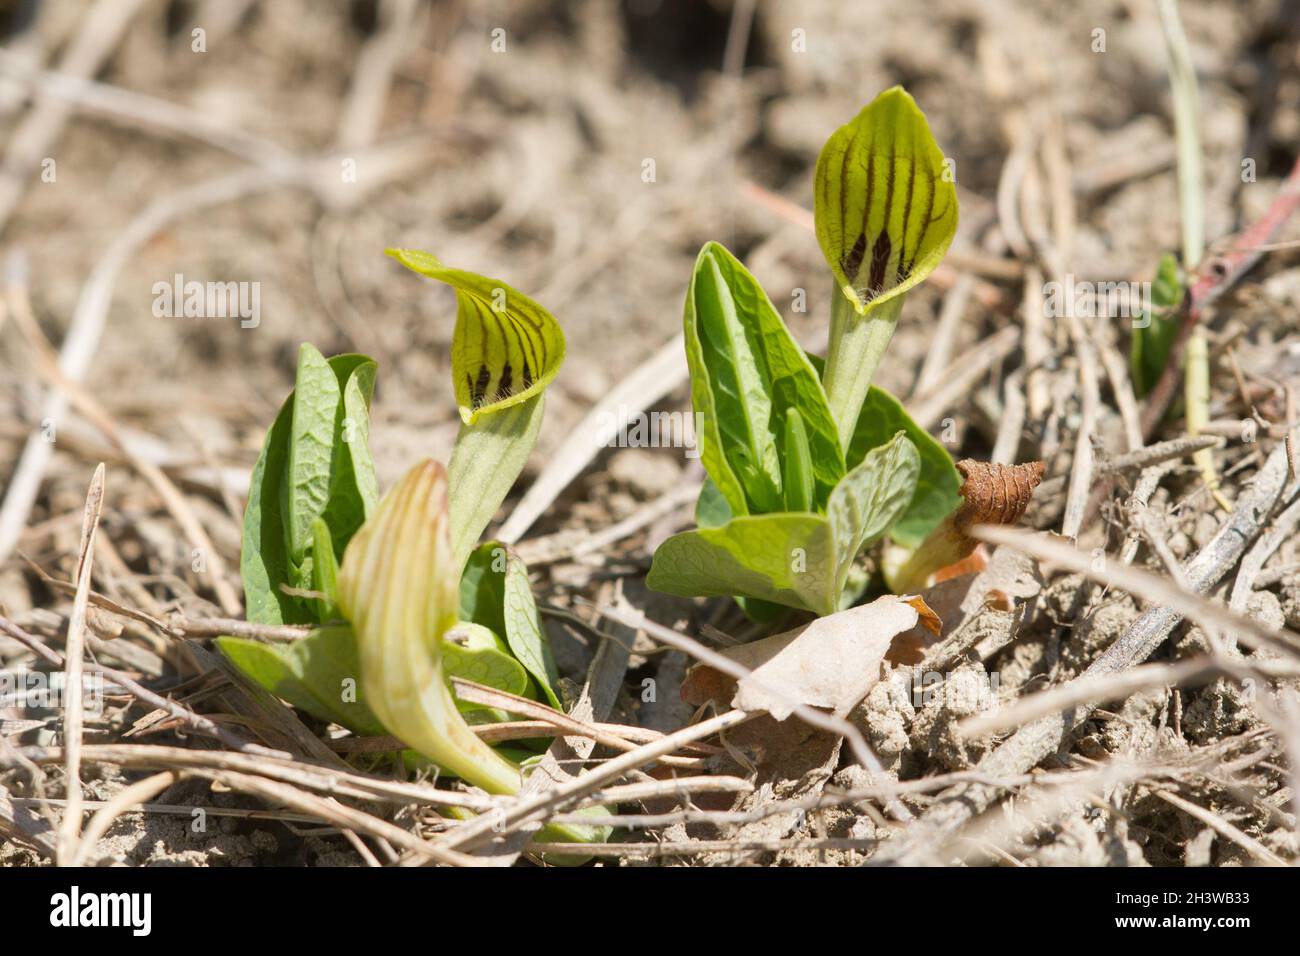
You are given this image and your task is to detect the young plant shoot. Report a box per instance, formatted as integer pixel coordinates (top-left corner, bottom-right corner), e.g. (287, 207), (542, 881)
(816, 87), (959, 449)
(224, 257), (601, 847)
(1129, 252), (1184, 398)
(337, 459), (518, 791)
(649, 87), (1039, 614)
(386, 249), (566, 576)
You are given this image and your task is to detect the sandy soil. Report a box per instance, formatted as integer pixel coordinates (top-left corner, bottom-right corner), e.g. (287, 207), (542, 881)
(2, 0), (1299, 866)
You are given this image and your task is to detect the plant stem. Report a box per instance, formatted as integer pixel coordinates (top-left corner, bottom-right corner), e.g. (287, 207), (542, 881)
(822, 289), (905, 452)
(1183, 329), (1227, 500)
(1158, 0), (1226, 507)
(446, 393), (544, 575)
(1160, 0), (1203, 267)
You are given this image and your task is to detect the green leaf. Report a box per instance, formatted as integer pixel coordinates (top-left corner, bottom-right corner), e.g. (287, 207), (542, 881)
(443, 622), (530, 719)
(690, 247), (780, 512)
(316, 353), (379, 560)
(695, 477), (733, 528)
(846, 386), (960, 548)
(386, 249), (565, 425)
(805, 351), (959, 549)
(323, 356), (379, 546)
(781, 407), (814, 513)
(287, 344), (341, 570)
(240, 350), (378, 626)
(814, 86), (958, 316)
(648, 512), (837, 614)
(684, 242), (844, 516)
(501, 552), (562, 709)
(648, 433), (919, 615)
(698, 480), (822, 619)
(217, 625), (384, 735)
(310, 518), (339, 622)
(460, 542), (562, 709)
(827, 431), (920, 591)
(240, 391), (299, 624)
(1130, 252), (1184, 398)
(735, 596), (791, 625)
(460, 541), (503, 624)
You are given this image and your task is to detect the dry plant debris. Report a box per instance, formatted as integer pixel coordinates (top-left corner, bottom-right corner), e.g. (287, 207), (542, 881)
(2, 0), (1300, 869)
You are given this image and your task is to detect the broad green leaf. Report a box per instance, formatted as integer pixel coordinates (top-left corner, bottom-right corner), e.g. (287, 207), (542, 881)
(683, 263), (746, 519)
(697, 484), (806, 619)
(446, 393), (544, 577)
(806, 351), (960, 549)
(1130, 252), (1184, 398)
(684, 242), (844, 516)
(648, 433), (919, 615)
(695, 477), (732, 528)
(324, 356), (379, 545)
(460, 541), (504, 623)
(847, 387), (960, 548)
(240, 391), (299, 624)
(217, 625), (385, 735)
(827, 432), (920, 588)
(240, 351), (378, 625)
(460, 541), (562, 709)
(814, 87), (958, 315)
(647, 512), (837, 614)
(287, 344), (341, 569)
(501, 552), (562, 709)
(691, 246), (780, 512)
(386, 249), (565, 425)
(443, 622), (530, 710)
(736, 596), (791, 625)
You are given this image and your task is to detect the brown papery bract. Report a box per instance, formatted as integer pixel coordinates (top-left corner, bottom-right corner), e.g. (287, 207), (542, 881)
(884, 459), (1045, 595)
(949, 459), (1046, 550)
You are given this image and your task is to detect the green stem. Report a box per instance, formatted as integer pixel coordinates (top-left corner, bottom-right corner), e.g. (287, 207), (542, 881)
(822, 289), (905, 452)
(446, 394), (544, 575)
(1159, 0), (1224, 505)
(1159, 0), (1203, 268)
(1184, 330), (1226, 504)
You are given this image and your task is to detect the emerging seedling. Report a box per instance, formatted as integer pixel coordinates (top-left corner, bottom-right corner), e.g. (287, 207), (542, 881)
(816, 87), (958, 449)
(334, 458), (602, 848)
(649, 87), (1040, 616)
(330, 459), (556, 794)
(386, 249), (566, 576)
(1129, 252), (1184, 398)
(338, 459), (518, 790)
(645, 239), (956, 617)
(224, 256), (602, 847)
(1156, 0), (1228, 509)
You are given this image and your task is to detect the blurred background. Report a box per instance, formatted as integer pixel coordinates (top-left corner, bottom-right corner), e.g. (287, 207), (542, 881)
(0, 0), (1298, 611)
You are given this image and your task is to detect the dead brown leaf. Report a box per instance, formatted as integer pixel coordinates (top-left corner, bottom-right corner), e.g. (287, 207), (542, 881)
(682, 595), (939, 720)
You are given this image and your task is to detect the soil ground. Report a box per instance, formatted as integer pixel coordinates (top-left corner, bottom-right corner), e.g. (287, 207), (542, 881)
(2, 0), (1299, 866)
